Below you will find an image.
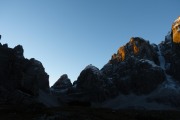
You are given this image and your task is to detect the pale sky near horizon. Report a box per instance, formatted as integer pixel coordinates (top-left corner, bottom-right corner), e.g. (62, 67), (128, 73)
(0, 0), (179, 86)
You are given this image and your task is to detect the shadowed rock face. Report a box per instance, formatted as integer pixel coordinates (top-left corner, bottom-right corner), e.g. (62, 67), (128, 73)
(0, 42), (49, 105)
(1, 17), (180, 110)
(66, 48), (165, 101)
(53, 38), (166, 103)
(101, 37), (164, 95)
(52, 74), (72, 89)
(159, 17), (180, 80)
(102, 41), (165, 95)
(75, 65), (118, 102)
(41, 17), (180, 109)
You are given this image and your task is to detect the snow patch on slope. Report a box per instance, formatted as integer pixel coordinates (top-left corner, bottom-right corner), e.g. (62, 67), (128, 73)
(140, 59), (158, 68)
(157, 45), (180, 91)
(157, 45), (165, 69)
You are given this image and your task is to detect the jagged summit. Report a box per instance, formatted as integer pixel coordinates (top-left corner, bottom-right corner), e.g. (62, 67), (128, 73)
(172, 16), (180, 43)
(110, 37), (159, 65)
(0, 38), (61, 107)
(51, 74), (72, 89)
(173, 16), (180, 24)
(84, 64), (102, 75)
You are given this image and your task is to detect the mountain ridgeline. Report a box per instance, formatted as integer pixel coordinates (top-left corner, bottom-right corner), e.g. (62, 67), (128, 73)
(51, 16), (180, 109)
(0, 17), (180, 111)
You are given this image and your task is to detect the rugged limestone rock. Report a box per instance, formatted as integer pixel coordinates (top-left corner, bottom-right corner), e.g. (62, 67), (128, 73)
(102, 37), (164, 95)
(52, 74), (72, 89)
(76, 65), (118, 102)
(51, 17), (180, 109)
(14, 45), (24, 58)
(1, 17), (180, 111)
(171, 17), (180, 55)
(130, 59), (165, 94)
(0, 41), (49, 105)
(52, 37), (167, 103)
(102, 58), (165, 95)
(160, 37), (180, 80)
(159, 16), (180, 80)
(172, 16), (180, 43)
(21, 58), (49, 94)
(110, 37), (159, 65)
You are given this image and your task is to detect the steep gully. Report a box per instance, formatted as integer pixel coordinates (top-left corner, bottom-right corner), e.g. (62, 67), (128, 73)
(157, 45), (178, 90)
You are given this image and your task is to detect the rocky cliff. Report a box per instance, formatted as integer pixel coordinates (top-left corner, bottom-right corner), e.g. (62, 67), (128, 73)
(0, 42), (55, 107)
(172, 16), (180, 43)
(51, 16), (180, 110)
(1, 16), (180, 110)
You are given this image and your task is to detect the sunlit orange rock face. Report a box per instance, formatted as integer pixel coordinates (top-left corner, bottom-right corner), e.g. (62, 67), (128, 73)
(110, 37), (157, 64)
(117, 46), (126, 61)
(116, 40), (140, 61)
(129, 38), (140, 54)
(172, 16), (180, 43)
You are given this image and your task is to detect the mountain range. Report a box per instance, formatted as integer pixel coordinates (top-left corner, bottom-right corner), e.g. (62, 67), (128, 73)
(0, 16), (180, 119)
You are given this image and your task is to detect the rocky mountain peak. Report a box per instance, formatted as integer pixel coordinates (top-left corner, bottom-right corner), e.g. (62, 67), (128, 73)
(76, 65), (104, 90)
(110, 37), (158, 65)
(13, 45), (24, 58)
(172, 16), (180, 43)
(51, 74), (72, 89)
(0, 39), (50, 106)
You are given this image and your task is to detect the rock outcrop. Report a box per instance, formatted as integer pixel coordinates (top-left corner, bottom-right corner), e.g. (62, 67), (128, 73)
(0, 41), (49, 106)
(52, 17), (180, 109)
(109, 37), (159, 65)
(52, 74), (72, 89)
(102, 38), (165, 95)
(172, 16), (180, 43)
(75, 65), (118, 102)
(1, 17), (180, 111)
(160, 17), (180, 80)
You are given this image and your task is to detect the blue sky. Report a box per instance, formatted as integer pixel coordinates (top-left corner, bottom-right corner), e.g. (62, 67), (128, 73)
(0, 0), (179, 86)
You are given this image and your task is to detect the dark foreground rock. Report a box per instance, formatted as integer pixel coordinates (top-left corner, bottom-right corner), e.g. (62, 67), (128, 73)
(0, 41), (53, 107)
(0, 106), (180, 120)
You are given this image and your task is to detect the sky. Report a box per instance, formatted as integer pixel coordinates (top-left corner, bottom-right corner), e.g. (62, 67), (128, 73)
(0, 0), (179, 86)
